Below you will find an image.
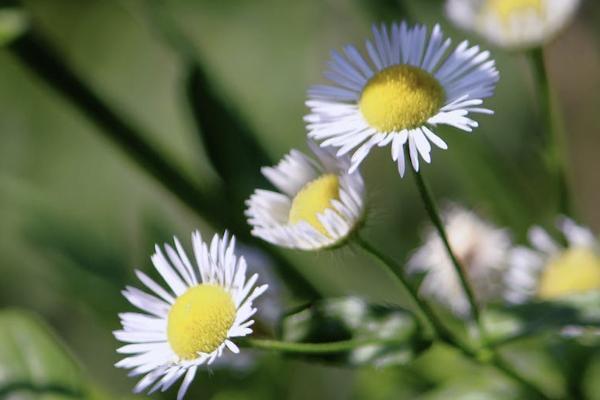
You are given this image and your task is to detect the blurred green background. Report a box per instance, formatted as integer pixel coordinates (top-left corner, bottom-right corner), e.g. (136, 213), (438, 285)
(1, 0), (599, 399)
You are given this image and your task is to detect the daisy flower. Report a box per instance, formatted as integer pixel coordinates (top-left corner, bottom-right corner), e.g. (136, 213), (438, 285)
(245, 142), (365, 250)
(305, 22), (499, 177)
(114, 232), (268, 399)
(408, 205), (511, 317)
(505, 217), (600, 303)
(446, 0), (581, 49)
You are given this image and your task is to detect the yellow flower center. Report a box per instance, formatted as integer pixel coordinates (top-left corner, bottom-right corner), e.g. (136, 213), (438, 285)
(288, 174), (340, 236)
(485, 0), (544, 23)
(167, 284), (236, 360)
(359, 65), (444, 133)
(537, 248), (600, 300)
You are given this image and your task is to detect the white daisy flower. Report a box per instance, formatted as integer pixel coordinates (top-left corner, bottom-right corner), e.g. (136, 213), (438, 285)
(505, 217), (600, 303)
(114, 232), (268, 399)
(305, 22), (499, 177)
(446, 0), (580, 49)
(408, 205), (511, 317)
(245, 142), (365, 250)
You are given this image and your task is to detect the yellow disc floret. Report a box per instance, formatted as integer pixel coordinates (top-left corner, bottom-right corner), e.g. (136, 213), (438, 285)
(167, 284), (236, 360)
(359, 65), (444, 133)
(537, 247), (600, 300)
(289, 174), (340, 236)
(486, 0), (544, 23)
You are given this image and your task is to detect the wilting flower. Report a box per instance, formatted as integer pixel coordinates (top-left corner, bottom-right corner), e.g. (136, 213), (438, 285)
(409, 205), (511, 317)
(505, 218), (600, 303)
(305, 22), (498, 177)
(114, 232), (267, 399)
(446, 0), (581, 49)
(245, 143), (365, 250)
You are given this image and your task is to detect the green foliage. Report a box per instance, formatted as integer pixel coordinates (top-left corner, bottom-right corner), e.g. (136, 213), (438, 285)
(0, 309), (144, 400)
(0, 309), (83, 399)
(484, 292), (600, 346)
(186, 65), (272, 209)
(280, 297), (431, 367)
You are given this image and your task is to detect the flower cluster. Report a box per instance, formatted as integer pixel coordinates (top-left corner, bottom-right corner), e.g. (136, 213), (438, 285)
(410, 209), (600, 318)
(114, 3), (594, 398)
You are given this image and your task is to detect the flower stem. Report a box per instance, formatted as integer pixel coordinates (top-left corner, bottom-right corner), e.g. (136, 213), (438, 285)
(529, 47), (571, 216)
(353, 235), (551, 399)
(410, 169), (553, 399)
(411, 168), (486, 340)
(353, 235), (461, 347)
(240, 337), (403, 354)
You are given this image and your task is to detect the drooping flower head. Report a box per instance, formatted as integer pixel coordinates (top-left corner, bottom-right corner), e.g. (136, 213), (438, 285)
(114, 232), (267, 399)
(305, 22), (499, 177)
(446, 0), (581, 49)
(505, 218), (600, 303)
(245, 142), (365, 250)
(409, 205), (511, 317)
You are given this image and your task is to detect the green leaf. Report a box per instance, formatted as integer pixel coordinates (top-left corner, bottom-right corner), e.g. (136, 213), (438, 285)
(280, 297), (430, 367)
(0, 309), (140, 400)
(485, 292), (600, 346)
(145, 0), (272, 206)
(186, 64), (271, 207)
(0, 309), (83, 399)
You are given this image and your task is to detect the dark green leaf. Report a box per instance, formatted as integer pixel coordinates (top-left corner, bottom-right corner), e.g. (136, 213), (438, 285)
(358, 0), (409, 23)
(280, 297), (430, 367)
(186, 64), (271, 207)
(146, 0), (272, 205)
(143, 0), (324, 301)
(485, 292), (600, 346)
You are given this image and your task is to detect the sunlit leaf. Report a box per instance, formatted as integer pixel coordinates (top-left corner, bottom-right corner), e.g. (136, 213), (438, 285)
(0, 309), (83, 399)
(0, 4), (28, 47)
(280, 297), (430, 367)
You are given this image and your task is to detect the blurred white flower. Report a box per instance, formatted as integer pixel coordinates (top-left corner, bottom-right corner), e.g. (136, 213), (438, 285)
(245, 142), (365, 250)
(305, 22), (498, 177)
(446, 0), (580, 49)
(409, 205), (511, 317)
(505, 217), (600, 303)
(114, 232), (267, 400)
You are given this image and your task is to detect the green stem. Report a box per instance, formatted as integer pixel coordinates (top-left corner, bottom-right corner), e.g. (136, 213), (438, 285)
(240, 337), (403, 354)
(353, 235), (463, 349)
(411, 168), (485, 340)
(529, 47), (571, 216)
(409, 169), (553, 399)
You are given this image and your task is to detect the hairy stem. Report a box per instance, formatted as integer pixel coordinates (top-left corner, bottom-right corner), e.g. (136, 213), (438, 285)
(353, 235), (460, 347)
(411, 168), (485, 338)
(354, 234), (552, 399)
(529, 47), (571, 216)
(410, 168), (552, 399)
